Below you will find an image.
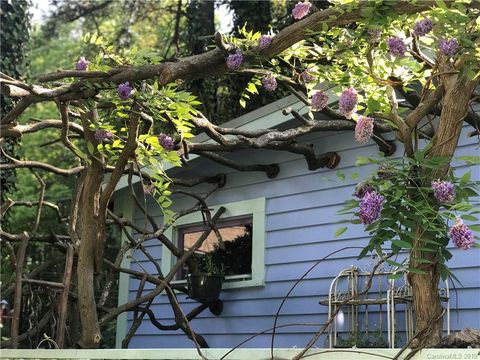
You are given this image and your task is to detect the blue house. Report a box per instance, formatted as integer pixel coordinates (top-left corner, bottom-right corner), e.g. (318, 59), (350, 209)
(113, 95), (480, 349)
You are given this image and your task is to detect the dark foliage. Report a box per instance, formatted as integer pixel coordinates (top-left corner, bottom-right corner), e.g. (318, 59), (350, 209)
(0, 0), (30, 218)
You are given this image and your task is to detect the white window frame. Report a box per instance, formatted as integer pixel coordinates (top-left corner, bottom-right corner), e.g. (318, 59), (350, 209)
(161, 197), (266, 289)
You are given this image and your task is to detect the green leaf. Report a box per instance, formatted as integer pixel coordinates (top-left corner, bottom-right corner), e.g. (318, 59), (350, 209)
(337, 200), (359, 214)
(388, 273), (403, 280)
(411, 257), (432, 265)
(334, 226), (348, 237)
(407, 267), (427, 275)
(456, 156), (480, 165)
(366, 97), (381, 113)
(358, 246), (372, 259)
(246, 82), (258, 94)
(392, 239), (412, 249)
(87, 142), (94, 154)
(459, 171), (471, 184)
(355, 156), (373, 166)
(435, 0), (448, 9)
(461, 214), (478, 221)
(386, 259), (403, 267)
(418, 247), (438, 253)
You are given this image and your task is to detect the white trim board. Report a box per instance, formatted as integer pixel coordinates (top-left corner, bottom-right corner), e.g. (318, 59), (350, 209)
(1, 348), (477, 359)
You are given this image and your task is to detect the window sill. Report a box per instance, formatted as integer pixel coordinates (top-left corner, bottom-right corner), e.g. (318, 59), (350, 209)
(163, 277), (264, 296)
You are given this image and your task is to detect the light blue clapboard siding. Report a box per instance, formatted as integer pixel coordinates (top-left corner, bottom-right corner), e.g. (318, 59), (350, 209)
(124, 122), (479, 349)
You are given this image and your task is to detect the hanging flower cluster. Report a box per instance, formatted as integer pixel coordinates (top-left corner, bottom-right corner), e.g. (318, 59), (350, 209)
(76, 57), (88, 71)
(449, 218), (475, 250)
(261, 74), (277, 92)
(338, 88), (357, 118)
(258, 35), (272, 49)
(300, 69), (316, 83)
(431, 180), (456, 203)
(158, 134), (174, 150)
(292, 1), (312, 20)
(354, 116), (374, 144)
(311, 90), (328, 111)
(439, 38), (460, 56)
(143, 183), (155, 195)
(387, 37), (407, 57)
(358, 190), (384, 224)
(117, 82), (133, 100)
(354, 181), (374, 199)
(226, 51), (243, 70)
(94, 129), (113, 142)
(414, 18), (433, 36)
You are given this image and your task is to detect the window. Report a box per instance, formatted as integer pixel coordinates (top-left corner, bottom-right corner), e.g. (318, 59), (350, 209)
(177, 217), (253, 281)
(162, 197), (265, 289)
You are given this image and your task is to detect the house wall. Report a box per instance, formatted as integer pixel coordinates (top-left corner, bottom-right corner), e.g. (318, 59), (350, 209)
(119, 116), (479, 349)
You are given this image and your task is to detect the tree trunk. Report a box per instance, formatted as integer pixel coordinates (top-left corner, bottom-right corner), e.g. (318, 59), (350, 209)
(76, 109), (105, 348)
(409, 59), (479, 348)
(77, 168), (103, 348)
(409, 257), (444, 347)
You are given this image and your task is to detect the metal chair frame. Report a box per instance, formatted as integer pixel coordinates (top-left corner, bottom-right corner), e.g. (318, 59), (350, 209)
(321, 265), (450, 348)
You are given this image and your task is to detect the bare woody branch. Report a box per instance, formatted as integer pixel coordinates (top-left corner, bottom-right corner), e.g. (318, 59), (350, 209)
(0, 119), (84, 138)
(0, 199), (64, 223)
(98, 206), (225, 327)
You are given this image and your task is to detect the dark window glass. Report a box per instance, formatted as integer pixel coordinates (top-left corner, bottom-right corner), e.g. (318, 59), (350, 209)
(178, 217), (253, 280)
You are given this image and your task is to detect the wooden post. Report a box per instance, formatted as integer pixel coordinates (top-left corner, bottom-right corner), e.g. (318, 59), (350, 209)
(56, 244), (74, 348)
(10, 233), (29, 348)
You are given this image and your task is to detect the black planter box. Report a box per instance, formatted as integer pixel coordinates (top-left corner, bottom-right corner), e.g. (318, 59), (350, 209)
(187, 274), (224, 303)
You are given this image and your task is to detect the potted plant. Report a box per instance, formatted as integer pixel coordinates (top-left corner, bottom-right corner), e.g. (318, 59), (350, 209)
(187, 252), (224, 304)
(335, 330), (389, 348)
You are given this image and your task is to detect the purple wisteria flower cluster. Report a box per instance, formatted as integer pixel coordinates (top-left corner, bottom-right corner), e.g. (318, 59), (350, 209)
(355, 181), (374, 199)
(117, 82), (133, 100)
(94, 129), (113, 142)
(387, 37), (407, 58)
(354, 116), (374, 144)
(158, 134), (174, 150)
(310, 90), (328, 111)
(76, 57), (88, 71)
(439, 38), (460, 56)
(261, 74), (277, 92)
(292, 1), (311, 20)
(226, 51), (243, 70)
(431, 180), (455, 203)
(449, 218), (475, 250)
(338, 88), (357, 118)
(414, 18), (433, 36)
(258, 35), (272, 49)
(300, 69), (316, 83)
(143, 183), (155, 195)
(358, 190), (384, 225)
